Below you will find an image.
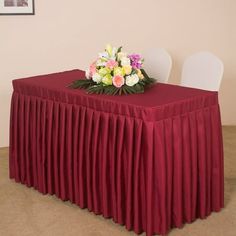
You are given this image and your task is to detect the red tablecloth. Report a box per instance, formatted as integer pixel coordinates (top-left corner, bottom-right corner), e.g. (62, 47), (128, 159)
(9, 69), (224, 235)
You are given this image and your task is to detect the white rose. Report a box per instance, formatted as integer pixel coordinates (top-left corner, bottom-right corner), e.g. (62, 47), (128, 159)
(121, 57), (131, 66)
(117, 52), (127, 61)
(92, 73), (102, 83)
(125, 74), (139, 86)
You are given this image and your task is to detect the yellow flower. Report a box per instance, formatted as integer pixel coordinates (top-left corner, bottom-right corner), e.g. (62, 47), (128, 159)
(113, 67), (125, 76)
(123, 65), (132, 75)
(99, 67), (111, 76)
(102, 74), (112, 85)
(137, 69), (144, 79)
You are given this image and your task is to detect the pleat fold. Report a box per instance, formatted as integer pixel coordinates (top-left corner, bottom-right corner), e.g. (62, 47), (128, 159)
(9, 92), (224, 236)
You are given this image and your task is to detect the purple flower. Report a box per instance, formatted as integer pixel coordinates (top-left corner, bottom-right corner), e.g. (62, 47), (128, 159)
(128, 54), (143, 69)
(128, 54), (141, 61)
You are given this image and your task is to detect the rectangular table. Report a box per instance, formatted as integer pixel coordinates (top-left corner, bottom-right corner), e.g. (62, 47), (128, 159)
(9, 69), (224, 236)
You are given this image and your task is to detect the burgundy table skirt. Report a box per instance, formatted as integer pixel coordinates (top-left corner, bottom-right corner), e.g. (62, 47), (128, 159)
(9, 69), (224, 235)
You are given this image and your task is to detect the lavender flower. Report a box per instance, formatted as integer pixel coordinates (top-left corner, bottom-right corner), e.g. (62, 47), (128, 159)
(128, 54), (143, 69)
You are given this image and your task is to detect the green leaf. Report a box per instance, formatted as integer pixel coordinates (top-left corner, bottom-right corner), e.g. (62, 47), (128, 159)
(134, 84), (144, 93)
(141, 69), (157, 83)
(117, 46), (122, 53)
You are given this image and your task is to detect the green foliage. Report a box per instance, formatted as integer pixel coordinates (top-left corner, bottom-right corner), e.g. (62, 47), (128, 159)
(69, 70), (156, 95)
(117, 46), (122, 53)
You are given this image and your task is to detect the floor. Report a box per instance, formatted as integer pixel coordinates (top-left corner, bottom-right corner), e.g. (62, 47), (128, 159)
(0, 126), (236, 236)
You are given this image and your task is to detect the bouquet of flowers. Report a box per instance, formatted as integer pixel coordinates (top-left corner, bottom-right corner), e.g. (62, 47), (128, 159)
(69, 44), (155, 95)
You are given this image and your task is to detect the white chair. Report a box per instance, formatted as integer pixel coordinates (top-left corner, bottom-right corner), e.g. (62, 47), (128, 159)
(143, 48), (172, 83)
(181, 51), (224, 91)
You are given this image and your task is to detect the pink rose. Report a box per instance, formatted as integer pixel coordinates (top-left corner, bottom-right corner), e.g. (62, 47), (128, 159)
(113, 75), (124, 88)
(106, 60), (118, 69)
(89, 62), (97, 76)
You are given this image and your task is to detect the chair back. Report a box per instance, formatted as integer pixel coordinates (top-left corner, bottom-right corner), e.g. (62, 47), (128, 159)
(143, 48), (172, 83)
(181, 51), (224, 91)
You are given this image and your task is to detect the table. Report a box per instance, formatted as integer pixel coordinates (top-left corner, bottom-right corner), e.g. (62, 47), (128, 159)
(9, 69), (224, 236)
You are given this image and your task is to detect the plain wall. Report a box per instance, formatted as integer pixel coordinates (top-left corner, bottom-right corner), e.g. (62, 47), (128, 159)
(0, 0), (235, 147)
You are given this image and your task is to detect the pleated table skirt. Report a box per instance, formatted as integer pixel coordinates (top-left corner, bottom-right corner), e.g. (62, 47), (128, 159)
(9, 91), (224, 236)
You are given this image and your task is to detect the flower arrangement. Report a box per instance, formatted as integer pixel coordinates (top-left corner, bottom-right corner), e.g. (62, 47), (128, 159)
(69, 44), (155, 95)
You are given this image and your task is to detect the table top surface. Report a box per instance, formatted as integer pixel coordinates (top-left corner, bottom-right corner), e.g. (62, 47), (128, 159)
(13, 69), (217, 107)
(12, 69), (219, 121)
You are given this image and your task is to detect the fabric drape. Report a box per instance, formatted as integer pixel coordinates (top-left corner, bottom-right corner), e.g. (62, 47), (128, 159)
(9, 69), (224, 236)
